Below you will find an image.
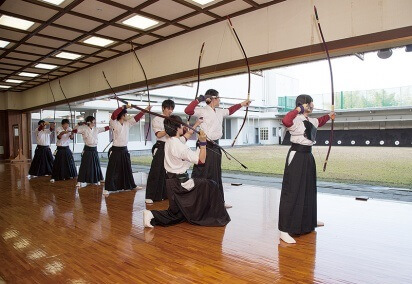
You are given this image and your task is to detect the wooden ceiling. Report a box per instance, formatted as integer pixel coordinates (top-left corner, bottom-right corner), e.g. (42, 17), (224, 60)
(0, 0), (284, 92)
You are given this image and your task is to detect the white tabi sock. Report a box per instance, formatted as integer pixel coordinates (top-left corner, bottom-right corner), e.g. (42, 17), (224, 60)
(280, 231), (296, 244)
(143, 210), (154, 228)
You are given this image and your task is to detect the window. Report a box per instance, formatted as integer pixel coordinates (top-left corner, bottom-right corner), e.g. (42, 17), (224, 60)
(50, 129), (56, 144)
(222, 118), (231, 139)
(129, 120), (143, 141)
(72, 111), (82, 143)
(76, 133), (84, 143)
(31, 120), (38, 143)
(260, 127), (268, 141)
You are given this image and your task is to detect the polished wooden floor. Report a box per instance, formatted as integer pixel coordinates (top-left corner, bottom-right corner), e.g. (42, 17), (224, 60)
(1, 163), (412, 283)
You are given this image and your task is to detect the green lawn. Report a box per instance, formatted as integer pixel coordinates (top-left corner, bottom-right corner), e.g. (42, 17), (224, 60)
(130, 145), (412, 189)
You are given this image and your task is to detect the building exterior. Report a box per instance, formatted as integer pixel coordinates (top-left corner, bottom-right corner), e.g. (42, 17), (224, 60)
(28, 74), (412, 157)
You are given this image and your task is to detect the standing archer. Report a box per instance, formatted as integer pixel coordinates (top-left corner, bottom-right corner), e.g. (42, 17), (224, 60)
(50, 119), (77, 183)
(278, 94), (335, 244)
(73, 116), (110, 187)
(184, 89), (250, 208)
(28, 120), (55, 178)
(104, 104), (151, 193)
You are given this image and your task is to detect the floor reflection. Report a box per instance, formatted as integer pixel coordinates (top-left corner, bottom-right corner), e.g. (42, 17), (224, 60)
(1, 163), (412, 283)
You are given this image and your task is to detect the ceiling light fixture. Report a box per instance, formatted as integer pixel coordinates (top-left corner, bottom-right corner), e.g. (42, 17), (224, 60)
(35, 63), (57, 69)
(83, 36), (114, 47)
(122, 15), (159, 30)
(39, 0), (66, 5)
(5, 79), (24, 84)
(19, 72), (39, 77)
(0, 15), (35, 31)
(191, 0), (215, 5)
(0, 40), (10, 48)
(55, 51), (82, 60)
(0, 85), (11, 89)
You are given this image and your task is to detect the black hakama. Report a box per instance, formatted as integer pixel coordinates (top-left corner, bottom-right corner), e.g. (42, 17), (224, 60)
(105, 146), (136, 191)
(29, 145), (54, 176)
(77, 145), (103, 184)
(278, 143), (317, 235)
(151, 175), (230, 227)
(51, 146), (77, 180)
(191, 140), (224, 201)
(145, 141), (167, 201)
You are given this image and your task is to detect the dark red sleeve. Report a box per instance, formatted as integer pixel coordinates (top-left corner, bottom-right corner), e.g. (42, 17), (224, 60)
(317, 114), (330, 128)
(37, 126), (44, 131)
(134, 111), (145, 122)
(228, 103), (242, 115)
(104, 126), (110, 131)
(72, 129), (78, 133)
(184, 100), (199, 115)
(282, 110), (299, 127)
(111, 106), (124, 120)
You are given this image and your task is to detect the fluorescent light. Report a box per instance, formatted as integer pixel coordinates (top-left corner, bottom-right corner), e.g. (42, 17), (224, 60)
(0, 40), (10, 48)
(191, 0), (215, 5)
(0, 85), (11, 89)
(6, 79), (24, 84)
(35, 63), (57, 70)
(0, 15), (35, 31)
(39, 0), (66, 5)
(83, 36), (114, 47)
(122, 15), (158, 30)
(55, 51), (82, 60)
(19, 72), (39, 77)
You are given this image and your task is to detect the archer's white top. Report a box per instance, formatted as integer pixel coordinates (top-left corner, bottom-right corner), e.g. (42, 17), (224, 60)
(164, 137), (200, 174)
(56, 126), (72, 147)
(193, 105), (229, 140)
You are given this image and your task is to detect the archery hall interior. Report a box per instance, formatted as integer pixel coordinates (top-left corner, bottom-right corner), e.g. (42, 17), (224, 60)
(1, 0), (412, 283)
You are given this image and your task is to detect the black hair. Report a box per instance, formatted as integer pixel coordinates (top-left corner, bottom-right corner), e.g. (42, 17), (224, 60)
(85, 116), (95, 124)
(164, 115), (182, 137)
(38, 120), (45, 125)
(162, 99), (175, 110)
(295, 94), (313, 107)
(117, 108), (127, 120)
(205, 89), (219, 105)
(61, 119), (70, 125)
